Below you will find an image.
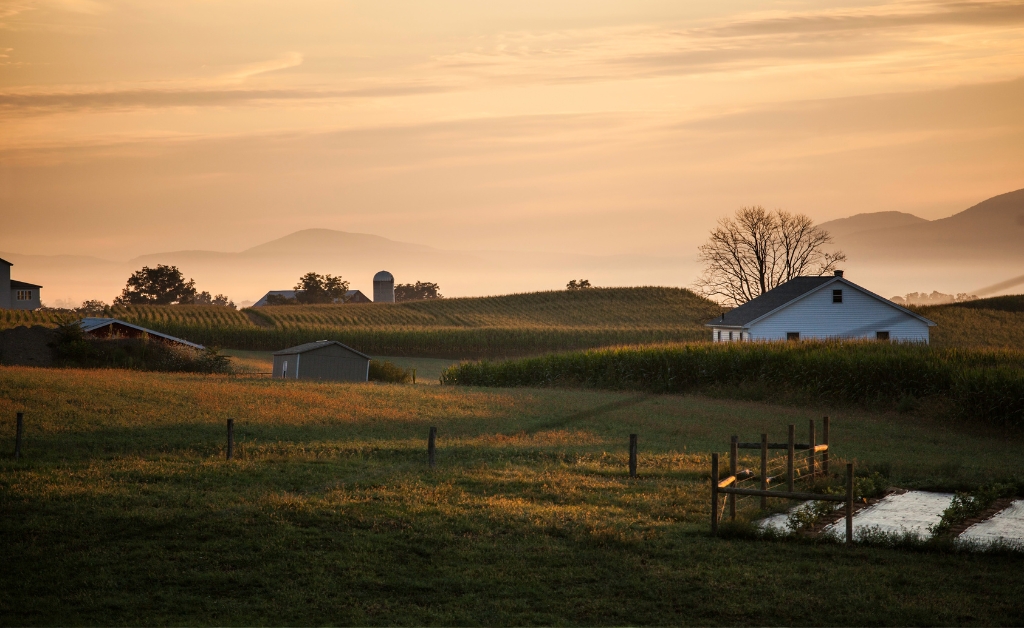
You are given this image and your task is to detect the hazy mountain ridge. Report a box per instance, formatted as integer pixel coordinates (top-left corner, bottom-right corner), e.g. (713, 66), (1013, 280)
(5, 189), (1024, 306)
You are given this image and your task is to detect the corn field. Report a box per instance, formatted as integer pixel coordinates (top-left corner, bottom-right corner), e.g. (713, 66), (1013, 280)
(441, 341), (1024, 428)
(0, 287), (722, 358)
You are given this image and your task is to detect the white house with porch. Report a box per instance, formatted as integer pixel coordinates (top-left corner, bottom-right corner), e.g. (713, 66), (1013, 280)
(707, 271), (935, 343)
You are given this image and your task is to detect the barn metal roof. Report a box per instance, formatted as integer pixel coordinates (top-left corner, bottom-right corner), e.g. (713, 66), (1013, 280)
(78, 318), (205, 350)
(705, 276), (936, 328)
(272, 340), (371, 359)
(253, 289), (368, 307)
(10, 280), (42, 289)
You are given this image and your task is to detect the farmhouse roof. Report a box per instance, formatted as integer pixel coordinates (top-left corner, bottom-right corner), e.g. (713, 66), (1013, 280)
(253, 289), (367, 307)
(10, 280), (42, 289)
(78, 317), (205, 350)
(0, 257), (11, 266)
(705, 275), (936, 328)
(273, 340), (371, 359)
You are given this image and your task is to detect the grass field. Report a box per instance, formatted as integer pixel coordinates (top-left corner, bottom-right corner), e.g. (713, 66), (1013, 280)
(3, 366), (1024, 625)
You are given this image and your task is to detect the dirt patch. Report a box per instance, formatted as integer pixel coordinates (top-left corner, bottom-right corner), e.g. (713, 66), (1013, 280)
(0, 325), (56, 367)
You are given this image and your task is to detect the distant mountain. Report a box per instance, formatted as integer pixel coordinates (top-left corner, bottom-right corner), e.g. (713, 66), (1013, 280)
(3, 229), (693, 306)
(817, 211), (928, 240)
(825, 188), (1024, 262)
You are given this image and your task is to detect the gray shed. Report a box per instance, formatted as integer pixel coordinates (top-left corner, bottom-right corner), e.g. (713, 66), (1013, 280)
(272, 340), (371, 382)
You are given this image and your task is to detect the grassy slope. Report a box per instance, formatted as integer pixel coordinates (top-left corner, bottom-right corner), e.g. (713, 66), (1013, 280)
(1, 288), (724, 358)
(919, 298), (1024, 350)
(2, 367), (1024, 625)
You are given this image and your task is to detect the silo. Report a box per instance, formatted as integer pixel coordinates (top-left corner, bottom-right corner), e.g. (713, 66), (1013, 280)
(373, 270), (395, 303)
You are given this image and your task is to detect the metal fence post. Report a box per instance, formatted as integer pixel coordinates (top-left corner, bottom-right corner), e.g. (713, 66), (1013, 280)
(822, 416), (830, 476)
(760, 433), (768, 510)
(808, 419), (816, 479)
(787, 424), (795, 492)
(711, 453), (719, 536)
(846, 463), (854, 545)
(14, 412), (24, 460)
(428, 427), (437, 468)
(729, 435), (737, 520)
(226, 418), (234, 460)
(629, 434), (638, 479)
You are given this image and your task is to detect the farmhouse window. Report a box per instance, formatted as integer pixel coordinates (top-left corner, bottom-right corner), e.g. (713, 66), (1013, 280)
(876, 331), (890, 341)
(832, 289), (843, 303)
(16, 290), (32, 300)
(787, 332), (800, 341)
(716, 330), (720, 341)
(729, 331), (733, 341)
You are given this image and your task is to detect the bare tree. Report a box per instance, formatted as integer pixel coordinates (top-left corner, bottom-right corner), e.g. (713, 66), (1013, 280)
(695, 206), (846, 305)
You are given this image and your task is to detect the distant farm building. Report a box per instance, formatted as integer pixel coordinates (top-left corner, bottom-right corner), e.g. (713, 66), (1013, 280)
(707, 271), (936, 343)
(0, 257), (42, 310)
(252, 289), (371, 307)
(373, 270), (395, 303)
(79, 318), (205, 349)
(272, 340), (370, 382)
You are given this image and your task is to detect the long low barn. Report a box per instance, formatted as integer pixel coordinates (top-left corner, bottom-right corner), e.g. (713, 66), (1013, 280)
(79, 318), (204, 349)
(273, 340), (371, 382)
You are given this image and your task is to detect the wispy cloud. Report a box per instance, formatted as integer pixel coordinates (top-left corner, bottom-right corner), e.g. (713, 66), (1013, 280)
(0, 83), (453, 115)
(224, 51), (303, 83)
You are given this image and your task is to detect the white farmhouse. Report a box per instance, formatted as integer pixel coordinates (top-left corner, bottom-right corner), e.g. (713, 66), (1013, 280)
(707, 271), (936, 343)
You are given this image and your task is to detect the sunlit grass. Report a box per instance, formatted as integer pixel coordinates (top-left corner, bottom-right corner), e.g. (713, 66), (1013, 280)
(2, 366), (1024, 624)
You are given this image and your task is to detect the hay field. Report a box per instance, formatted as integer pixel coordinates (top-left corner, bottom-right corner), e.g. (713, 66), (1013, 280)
(2, 366), (1024, 624)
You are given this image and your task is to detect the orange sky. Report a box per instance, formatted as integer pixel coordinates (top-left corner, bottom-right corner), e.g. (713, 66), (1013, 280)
(2, 0), (1024, 263)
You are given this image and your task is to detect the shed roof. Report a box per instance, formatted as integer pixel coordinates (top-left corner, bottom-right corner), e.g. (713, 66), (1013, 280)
(273, 340), (371, 359)
(10, 280), (42, 289)
(706, 276), (935, 328)
(79, 317), (205, 350)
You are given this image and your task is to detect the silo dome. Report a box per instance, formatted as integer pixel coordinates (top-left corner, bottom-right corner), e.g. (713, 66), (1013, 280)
(373, 270), (395, 303)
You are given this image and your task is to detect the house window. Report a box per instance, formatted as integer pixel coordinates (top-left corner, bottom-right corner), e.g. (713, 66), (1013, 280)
(715, 330), (720, 342)
(876, 331), (890, 341)
(833, 289), (843, 303)
(787, 332), (800, 341)
(16, 290), (32, 301)
(728, 331), (734, 341)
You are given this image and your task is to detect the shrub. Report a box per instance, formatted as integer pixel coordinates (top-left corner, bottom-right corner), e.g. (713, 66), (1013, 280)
(369, 360), (412, 383)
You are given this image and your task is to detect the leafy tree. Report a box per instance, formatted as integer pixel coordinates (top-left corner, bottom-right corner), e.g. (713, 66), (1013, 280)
(394, 281), (443, 302)
(265, 294), (296, 306)
(566, 279), (592, 291)
(76, 300), (108, 315)
(294, 272), (350, 304)
(114, 265), (197, 305)
(194, 291), (236, 308)
(695, 206), (846, 305)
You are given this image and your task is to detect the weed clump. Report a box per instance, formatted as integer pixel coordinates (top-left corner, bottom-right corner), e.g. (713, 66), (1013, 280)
(369, 360), (413, 383)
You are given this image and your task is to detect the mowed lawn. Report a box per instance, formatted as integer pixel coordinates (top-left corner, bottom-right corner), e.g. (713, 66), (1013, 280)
(2, 367), (1023, 625)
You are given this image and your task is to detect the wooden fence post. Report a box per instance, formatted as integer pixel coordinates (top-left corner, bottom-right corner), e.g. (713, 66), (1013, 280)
(787, 424), (795, 492)
(413, 369), (417, 384)
(729, 436), (737, 520)
(760, 433), (768, 510)
(822, 416), (830, 476)
(226, 418), (234, 460)
(846, 463), (854, 545)
(14, 412), (24, 460)
(629, 434), (638, 479)
(428, 426), (437, 468)
(808, 419), (816, 479)
(711, 453), (719, 536)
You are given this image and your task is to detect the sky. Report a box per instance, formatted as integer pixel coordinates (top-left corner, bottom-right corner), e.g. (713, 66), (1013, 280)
(2, 0), (1024, 269)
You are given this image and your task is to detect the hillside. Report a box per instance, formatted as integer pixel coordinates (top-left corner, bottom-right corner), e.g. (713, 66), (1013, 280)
(0, 287), (723, 359)
(916, 294), (1024, 350)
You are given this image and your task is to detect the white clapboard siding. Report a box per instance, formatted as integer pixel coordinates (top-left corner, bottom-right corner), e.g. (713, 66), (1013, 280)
(750, 282), (930, 343)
